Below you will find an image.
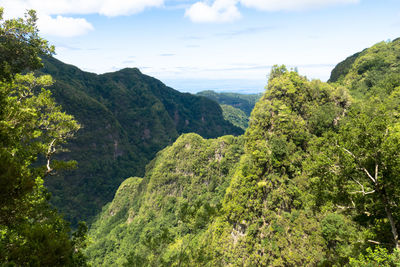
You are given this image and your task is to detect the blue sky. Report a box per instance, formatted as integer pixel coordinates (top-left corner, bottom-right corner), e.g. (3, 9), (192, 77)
(1, 0), (400, 93)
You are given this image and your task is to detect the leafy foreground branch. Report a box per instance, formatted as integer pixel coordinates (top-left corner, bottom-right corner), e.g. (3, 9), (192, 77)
(0, 8), (87, 266)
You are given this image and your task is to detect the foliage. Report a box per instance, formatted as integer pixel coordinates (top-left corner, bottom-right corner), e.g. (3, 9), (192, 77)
(307, 38), (400, 260)
(86, 133), (244, 266)
(194, 66), (351, 266)
(308, 97), (400, 248)
(197, 90), (261, 116)
(87, 66), (354, 266)
(0, 8), (54, 82)
(328, 51), (363, 83)
(86, 39), (400, 265)
(0, 8), (86, 266)
(37, 56), (243, 226)
(221, 104), (249, 130)
(349, 247), (400, 266)
(337, 38), (400, 99)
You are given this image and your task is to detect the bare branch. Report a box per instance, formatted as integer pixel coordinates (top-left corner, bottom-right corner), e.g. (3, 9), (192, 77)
(340, 146), (357, 159)
(45, 138), (56, 175)
(351, 178), (376, 195)
(350, 198), (356, 208)
(352, 178), (364, 190)
(337, 145), (377, 184)
(336, 205), (354, 210)
(362, 168), (376, 184)
(350, 190), (375, 195)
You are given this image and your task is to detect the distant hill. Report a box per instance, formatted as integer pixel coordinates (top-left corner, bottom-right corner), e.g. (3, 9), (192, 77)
(196, 90), (262, 116)
(220, 104), (249, 130)
(197, 90), (262, 130)
(39, 56), (243, 225)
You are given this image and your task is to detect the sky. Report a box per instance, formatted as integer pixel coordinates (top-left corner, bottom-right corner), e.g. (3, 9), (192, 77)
(1, 0), (400, 93)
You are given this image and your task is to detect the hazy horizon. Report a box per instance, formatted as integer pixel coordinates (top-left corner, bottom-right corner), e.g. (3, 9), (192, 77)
(1, 0), (399, 93)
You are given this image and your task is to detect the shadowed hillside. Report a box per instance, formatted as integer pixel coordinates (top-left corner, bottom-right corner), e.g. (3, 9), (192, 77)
(39, 56), (243, 225)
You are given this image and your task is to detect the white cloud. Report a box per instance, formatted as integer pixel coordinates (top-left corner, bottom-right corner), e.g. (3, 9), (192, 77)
(38, 15), (94, 37)
(185, 0), (241, 22)
(0, 0), (164, 37)
(185, 0), (359, 22)
(239, 0), (360, 11)
(98, 0), (164, 16)
(0, 0), (165, 17)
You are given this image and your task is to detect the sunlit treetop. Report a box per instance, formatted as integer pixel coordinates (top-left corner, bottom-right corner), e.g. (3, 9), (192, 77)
(0, 8), (54, 81)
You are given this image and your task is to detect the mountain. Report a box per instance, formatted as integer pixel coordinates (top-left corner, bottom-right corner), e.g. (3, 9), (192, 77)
(86, 39), (400, 265)
(86, 66), (349, 265)
(197, 90), (262, 130)
(196, 90), (261, 116)
(328, 37), (400, 86)
(330, 37), (400, 99)
(327, 51), (363, 83)
(220, 104), (249, 130)
(38, 56), (243, 225)
(86, 133), (244, 266)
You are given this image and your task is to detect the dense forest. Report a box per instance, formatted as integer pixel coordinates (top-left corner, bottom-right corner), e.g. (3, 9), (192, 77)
(196, 91), (261, 130)
(197, 90), (262, 116)
(2, 7), (400, 267)
(37, 56), (243, 226)
(86, 39), (400, 265)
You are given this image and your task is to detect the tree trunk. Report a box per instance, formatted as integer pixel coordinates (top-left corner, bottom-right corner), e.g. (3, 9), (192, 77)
(381, 187), (400, 249)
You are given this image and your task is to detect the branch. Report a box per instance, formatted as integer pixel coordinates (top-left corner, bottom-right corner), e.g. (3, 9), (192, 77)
(338, 145), (377, 184)
(45, 138), (56, 175)
(362, 167), (377, 184)
(350, 178), (375, 195)
(350, 190), (375, 195)
(341, 147), (357, 159)
(336, 205), (354, 210)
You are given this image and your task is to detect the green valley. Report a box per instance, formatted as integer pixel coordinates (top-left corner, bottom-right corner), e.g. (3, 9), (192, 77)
(197, 90), (262, 130)
(2, 5), (400, 266)
(86, 39), (400, 266)
(38, 56), (243, 225)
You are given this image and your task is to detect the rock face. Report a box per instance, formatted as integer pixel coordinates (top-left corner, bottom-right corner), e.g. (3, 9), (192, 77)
(39, 56), (243, 225)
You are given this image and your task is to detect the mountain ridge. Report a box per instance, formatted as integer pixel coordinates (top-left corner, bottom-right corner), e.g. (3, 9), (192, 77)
(38, 56), (243, 225)
(86, 38), (400, 265)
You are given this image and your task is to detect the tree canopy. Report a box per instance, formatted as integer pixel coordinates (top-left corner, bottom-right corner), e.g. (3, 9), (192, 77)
(0, 8), (86, 265)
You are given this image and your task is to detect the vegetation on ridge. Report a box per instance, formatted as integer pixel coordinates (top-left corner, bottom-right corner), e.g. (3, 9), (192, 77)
(197, 90), (262, 130)
(37, 55), (243, 226)
(86, 133), (244, 266)
(87, 39), (400, 265)
(3, 6), (400, 266)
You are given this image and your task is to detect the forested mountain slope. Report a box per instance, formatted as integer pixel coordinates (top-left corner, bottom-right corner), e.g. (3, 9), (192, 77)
(220, 104), (249, 130)
(197, 90), (262, 130)
(86, 133), (244, 266)
(39, 56), (243, 225)
(197, 90), (261, 116)
(87, 39), (400, 265)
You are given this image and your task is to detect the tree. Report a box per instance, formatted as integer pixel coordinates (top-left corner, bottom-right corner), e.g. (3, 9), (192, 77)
(0, 8), (85, 265)
(0, 8), (54, 82)
(309, 96), (400, 250)
(201, 67), (350, 265)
